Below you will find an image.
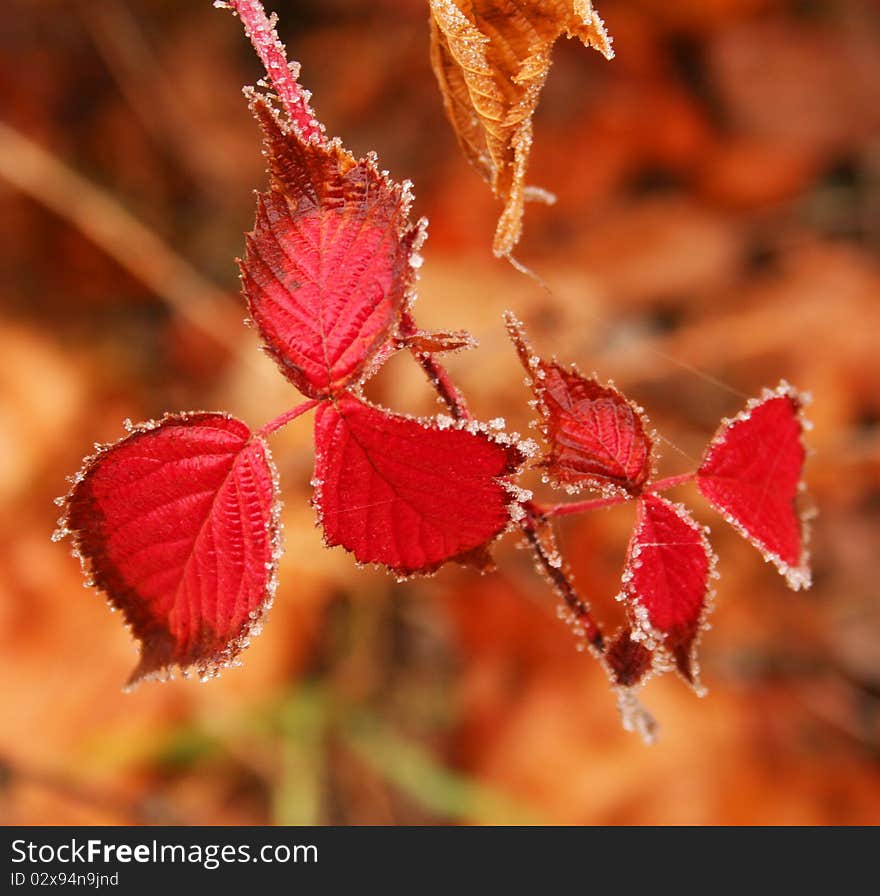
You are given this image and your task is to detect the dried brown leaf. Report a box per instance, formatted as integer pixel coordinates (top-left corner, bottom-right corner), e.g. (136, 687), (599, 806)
(428, 0), (613, 257)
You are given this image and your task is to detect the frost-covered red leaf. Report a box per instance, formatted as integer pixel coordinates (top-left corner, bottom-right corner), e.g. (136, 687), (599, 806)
(618, 494), (714, 687)
(58, 414), (279, 685)
(429, 0), (613, 256)
(697, 383), (811, 590)
(240, 94), (424, 399)
(507, 314), (653, 495)
(313, 395), (525, 574)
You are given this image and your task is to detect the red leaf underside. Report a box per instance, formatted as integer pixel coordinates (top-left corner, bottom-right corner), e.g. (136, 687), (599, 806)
(61, 414), (278, 685)
(240, 95), (422, 398)
(620, 494), (713, 686)
(605, 627), (654, 688)
(697, 384), (810, 590)
(507, 315), (653, 495)
(313, 395), (524, 574)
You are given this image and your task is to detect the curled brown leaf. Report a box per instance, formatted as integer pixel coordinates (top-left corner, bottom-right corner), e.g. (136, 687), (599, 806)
(428, 0), (613, 257)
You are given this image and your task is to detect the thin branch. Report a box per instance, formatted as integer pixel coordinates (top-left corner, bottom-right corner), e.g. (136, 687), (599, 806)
(521, 513), (604, 651)
(259, 398), (320, 437)
(223, 0), (323, 140)
(537, 493), (629, 520)
(400, 311), (471, 420)
(647, 472), (696, 493)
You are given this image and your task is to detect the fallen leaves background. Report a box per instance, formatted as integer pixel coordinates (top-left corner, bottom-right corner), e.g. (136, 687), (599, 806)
(1, 0), (878, 825)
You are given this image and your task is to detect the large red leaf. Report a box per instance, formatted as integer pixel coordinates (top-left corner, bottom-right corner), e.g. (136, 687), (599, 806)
(618, 494), (715, 687)
(697, 383), (811, 590)
(313, 395), (526, 574)
(240, 94), (424, 399)
(507, 313), (653, 495)
(58, 414), (279, 685)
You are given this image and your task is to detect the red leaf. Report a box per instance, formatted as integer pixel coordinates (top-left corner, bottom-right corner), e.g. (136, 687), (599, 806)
(506, 314), (653, 495)
(398, 328), (478, 355)
(313, 395), (525, 575)
(58, 414), (279, 685)
(618, 494), (715, 687)
(240, 94), (424, 399)
(697, 383), (811, 590)
(224, 1), (324, 142)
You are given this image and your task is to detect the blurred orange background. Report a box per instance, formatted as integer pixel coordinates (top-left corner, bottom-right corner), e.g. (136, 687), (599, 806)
(1, 0), (879, 825)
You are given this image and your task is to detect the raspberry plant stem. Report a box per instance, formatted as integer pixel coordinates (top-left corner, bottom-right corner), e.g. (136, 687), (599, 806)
(258, 398), (320, 437)
(225, 2), (469, 423)
(521, 513), (604, 651)
(400, 311), (471, 420)
(225, 1), (322, 140)
(537, 472), (697, 519)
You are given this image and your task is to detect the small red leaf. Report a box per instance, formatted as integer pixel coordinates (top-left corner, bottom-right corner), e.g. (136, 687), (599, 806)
(506, 313), (653, 495)
(313, 395), (525, 575)
(605, 626), (654, 688)
(240, 94), (423, 398)
(619, 494), (714, 687)
(58, 414), (279, 685)
(697, 382), (811, 590)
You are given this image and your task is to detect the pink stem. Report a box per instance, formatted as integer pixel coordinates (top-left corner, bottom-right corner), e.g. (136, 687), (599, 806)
(537, 493), (629, 519)
(647, 472), (696, 493)
(258, 398), (320, 437)
(224, 0), (323, 141)
(537, 472), (697, 519)
(522, 506), (604, 650)
(399, 311), (471, 421)
(223, 3), (467, 422)
(221, 0), (602, 665)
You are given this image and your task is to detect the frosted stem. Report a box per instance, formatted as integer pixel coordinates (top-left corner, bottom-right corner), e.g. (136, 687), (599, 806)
(538, 493), (628, 519)
(0, 121), (246, 359)
(400, 311), (471, 421)
(259, 399), (320, 437)
(223, 0), (323, 140)
(647, 472), (695, 493)
(522, 518), (604, 650)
